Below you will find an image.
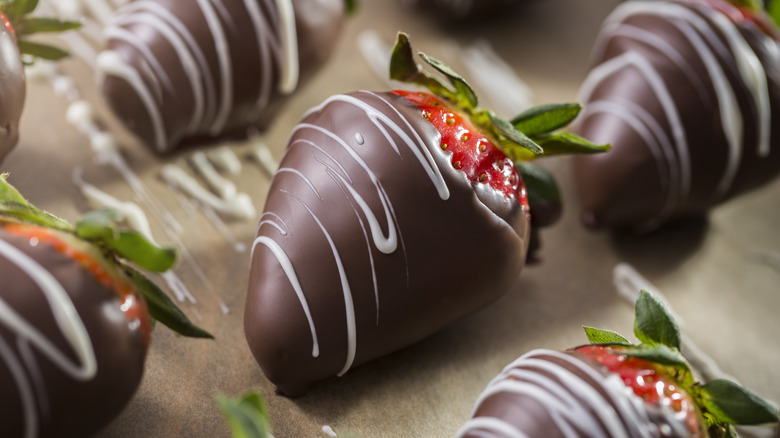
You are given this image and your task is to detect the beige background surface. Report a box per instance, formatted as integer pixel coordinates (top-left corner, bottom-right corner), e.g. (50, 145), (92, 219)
(3, 0), (779, 436)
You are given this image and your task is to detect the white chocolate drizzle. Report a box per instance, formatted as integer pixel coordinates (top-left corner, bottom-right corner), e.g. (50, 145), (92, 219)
(73, 168), (156, 243)
(0, 237), (99, 438)
(580, 1), (775, 229)
(455, 349), (690, 438)
(251, 91), (458, 376)
(27, 50), (226, 314)
(161, 160), (257, 222)
(252, 236), (320, 357)
(250, 141), (280, 177)
(96, 0), (299, 151)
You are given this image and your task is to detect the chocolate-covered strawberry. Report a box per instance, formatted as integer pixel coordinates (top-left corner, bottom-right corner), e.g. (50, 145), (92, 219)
(575, 0), (780, 231)
(0, 174), (211, 438)
(97, 0), (353, 153)
(244, 33), (606, 396)
(456, 290), (780, 437)
(0, 1), (79, 163)
(398, 0), (524, 20)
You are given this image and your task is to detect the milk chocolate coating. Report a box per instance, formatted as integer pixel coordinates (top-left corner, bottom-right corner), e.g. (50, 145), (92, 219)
(574, 0), (780, 231)
(0, 20), (26, 164)
(99, 0), (345, 153)
(245, 91), (530, 396)
(0, 228), (147, 437)
(456, 349), (695, 437)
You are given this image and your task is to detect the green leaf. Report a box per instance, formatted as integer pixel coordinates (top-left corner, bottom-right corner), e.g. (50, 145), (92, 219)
(515, 161), (560, 209)
(512, 103), (582, 136)
(622, 344), (689, 368)
(583, 326), (631, 346)
(419, 52), (477, 110)
(699, 379), (780, 425)
(343, 0), (358, 15)
(123, 265), (213, 339)
(633, 289), (681, 350)
(20, 0), (38, 15)
(0, 173), (72, 230)
(533, 131), (611, 156)
(75, 209), (177, 273)
(487, 112), (543, 157)
(5, 0), (38, 18)
(18, 17), (81, 35)
(769, 0), (780, 30)
(17, 39), (69, 61)
(389, 32), (454, 102)
(217, 391), (272, 438)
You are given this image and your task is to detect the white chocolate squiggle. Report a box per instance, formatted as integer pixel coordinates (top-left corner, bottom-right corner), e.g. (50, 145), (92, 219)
(455, 349), (690, 438)
(251, 91), (452, 375)
(579, 1), (774, 229)
(0, 238), (98, 438)
(97, 0), (298, 151)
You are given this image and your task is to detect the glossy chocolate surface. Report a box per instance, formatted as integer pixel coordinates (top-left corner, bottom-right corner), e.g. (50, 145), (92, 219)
(0, 20), (25, 164)
(0, 228), (147, 437)
(99, 0), (345, 153)
(574, 0), (780, 231)
(456, 349), (693, 438)
(245, 91), (530, 396)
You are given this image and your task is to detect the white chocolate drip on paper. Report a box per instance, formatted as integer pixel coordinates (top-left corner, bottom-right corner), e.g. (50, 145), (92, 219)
(27, 55), (227, 314)
(161, 153), (257, 222)
(0, 238), (98, 438)
(72, 168), (156, 243)
(250, 141), (280, 177)
(70, 169), (200, 305)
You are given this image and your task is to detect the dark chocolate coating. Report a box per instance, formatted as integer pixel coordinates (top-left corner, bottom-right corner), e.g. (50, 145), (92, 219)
(0, 227), (147, 437)
(0, 20), (25, 164)
(456, 349), (695, 437)
(245, 91), (530, 396)
(574, 0), (780, 231)
(99, 0), (345, 153)
(398, 0), (525, 20)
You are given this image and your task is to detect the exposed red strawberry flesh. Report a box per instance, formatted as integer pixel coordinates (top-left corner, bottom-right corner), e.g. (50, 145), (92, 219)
(392, 90), (528, 208)
(0, 11), (16, 41)
(4, 223), (152, 344)
(575, 345), (702, 436)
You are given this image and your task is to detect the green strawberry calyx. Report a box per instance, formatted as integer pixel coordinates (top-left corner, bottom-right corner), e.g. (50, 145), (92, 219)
(389, 32), (608, 215)
(583, 290), (780, 435)
(0, 0), (81, 62)
(389, 32), (609, 162)
(0, 173), (212, 339)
